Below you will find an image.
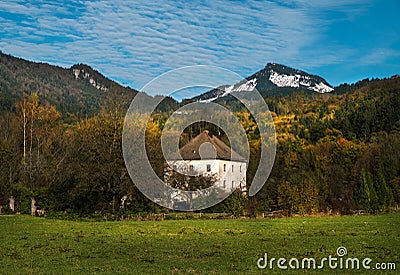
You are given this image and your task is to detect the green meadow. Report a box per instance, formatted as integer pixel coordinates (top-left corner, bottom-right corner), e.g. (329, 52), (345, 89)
(0, 214), (399, 274)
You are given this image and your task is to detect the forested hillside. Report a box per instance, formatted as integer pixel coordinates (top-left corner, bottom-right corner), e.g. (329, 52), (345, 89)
(0, 58), (399, 216)
(0, 51), (138, 118)
(259, 76), (400, 214)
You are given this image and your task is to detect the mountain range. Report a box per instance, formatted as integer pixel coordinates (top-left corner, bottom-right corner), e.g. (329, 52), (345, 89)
(0, 51), (391, 116)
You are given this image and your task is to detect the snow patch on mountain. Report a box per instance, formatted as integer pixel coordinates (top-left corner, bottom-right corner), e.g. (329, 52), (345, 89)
(309, 82), (334, 93)
(199, 78), (257, 102)
(200, 96), (219, 103)
(73, 68), (109, 92)
(270, 72), (300, 88)
(222, 78), (257, 96)
(269, 70), (333, 93)
(234, 78), (257, 92)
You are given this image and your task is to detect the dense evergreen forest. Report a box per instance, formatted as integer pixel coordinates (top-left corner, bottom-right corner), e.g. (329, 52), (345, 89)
(0, 72), (399, 217)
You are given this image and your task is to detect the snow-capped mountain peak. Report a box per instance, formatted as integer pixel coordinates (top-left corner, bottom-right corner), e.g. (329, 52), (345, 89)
(194, 63), (333, 102)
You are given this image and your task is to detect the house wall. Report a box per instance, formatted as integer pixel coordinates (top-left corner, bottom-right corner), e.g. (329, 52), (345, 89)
(215, 160), (246, 193)
(167, 159), (246, 193)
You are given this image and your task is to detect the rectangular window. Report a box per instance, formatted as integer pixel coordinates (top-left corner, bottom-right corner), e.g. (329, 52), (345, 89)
(223, 180), (226, 189)
(232, 165), (234, 172)
(240, 165), (242, 172)
(223, 164), (226, 172)
(206, 164), (211, 172)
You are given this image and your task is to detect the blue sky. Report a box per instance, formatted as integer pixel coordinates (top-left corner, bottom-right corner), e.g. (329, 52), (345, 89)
(0, 0), (399, 94)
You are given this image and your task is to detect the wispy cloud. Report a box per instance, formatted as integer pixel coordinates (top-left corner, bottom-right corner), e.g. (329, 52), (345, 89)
(358, 48), (400, 66)
(1, 0), (394, 90)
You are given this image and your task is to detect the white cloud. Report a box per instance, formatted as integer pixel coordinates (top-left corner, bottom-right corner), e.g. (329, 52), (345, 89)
(0, 0), (385, 91)
(358, 48), (400, 66)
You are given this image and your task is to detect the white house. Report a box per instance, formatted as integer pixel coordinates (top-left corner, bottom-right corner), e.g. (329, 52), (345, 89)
(165, 130), (247, 196)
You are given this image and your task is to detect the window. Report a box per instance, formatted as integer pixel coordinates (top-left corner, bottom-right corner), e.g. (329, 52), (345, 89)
(223, 164), (226, 172)
(206, 164), (211, 172)
(223, 180), (226, 189)
(189, 165), (194, 172)
(240, 165), (242, 172)
(232, 165), (234, 172)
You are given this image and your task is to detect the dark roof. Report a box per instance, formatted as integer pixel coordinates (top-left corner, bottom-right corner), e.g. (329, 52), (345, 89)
(179, 130), (246, 161)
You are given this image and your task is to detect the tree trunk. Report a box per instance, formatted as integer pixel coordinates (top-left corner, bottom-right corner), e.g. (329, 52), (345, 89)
(9, 196), (15, 212)
(29, 107), (34, 180)
(31, 198), (36, 216)
(22, 97), (26, 164)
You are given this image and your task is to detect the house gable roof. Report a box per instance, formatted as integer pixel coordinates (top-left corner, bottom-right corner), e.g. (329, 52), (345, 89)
(179, 130), (246, 162)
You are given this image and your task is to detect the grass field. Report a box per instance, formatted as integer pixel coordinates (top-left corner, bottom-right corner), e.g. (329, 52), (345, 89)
(0, 214), (399, 274)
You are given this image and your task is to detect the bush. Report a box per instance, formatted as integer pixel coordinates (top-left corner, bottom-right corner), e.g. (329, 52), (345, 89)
(223, 189), (247, 217)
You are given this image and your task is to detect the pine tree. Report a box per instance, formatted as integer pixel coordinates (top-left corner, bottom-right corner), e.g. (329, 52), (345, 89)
(377, 173), (394, 209)
(354, 170), (380, 212)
